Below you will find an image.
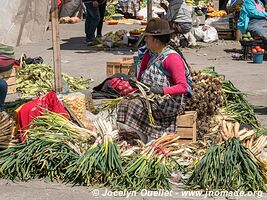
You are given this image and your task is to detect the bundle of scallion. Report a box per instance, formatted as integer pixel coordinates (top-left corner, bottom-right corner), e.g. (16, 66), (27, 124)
(111, 134), (183, 191)
(24, 110), (97, 150)
(64, 118), (122, 186)
(222, 80), (259, 128)
(186, 137), (266, 191)
(0, 138), (78, 181)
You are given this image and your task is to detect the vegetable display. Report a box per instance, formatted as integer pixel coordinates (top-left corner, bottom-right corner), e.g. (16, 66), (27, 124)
(1, 57), (266, 195)
(111, 134), (183, 191)
(222, 80), (259, 128)
(218, 120), (267, 156)
(252, 46), (265, 54)
(187, 137), (266, 191)
(16, 63), (93, 97)
(65, 118), (122, 186)
(185, 70), (224, 137)
(0, 138), (78, 181)
(24, 110), (97, 146)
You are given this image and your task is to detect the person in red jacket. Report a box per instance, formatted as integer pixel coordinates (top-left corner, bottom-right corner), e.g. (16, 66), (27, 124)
(117, 18), (192, 143)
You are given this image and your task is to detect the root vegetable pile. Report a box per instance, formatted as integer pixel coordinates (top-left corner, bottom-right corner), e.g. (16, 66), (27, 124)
(64, 93), (86, 121)
(185, 70), (223, 137)
(218, 120), (267, 156)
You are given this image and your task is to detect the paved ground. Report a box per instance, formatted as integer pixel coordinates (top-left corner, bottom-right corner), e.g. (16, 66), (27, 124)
(0, 179), (266, 200)
(2, 20), (265, 200)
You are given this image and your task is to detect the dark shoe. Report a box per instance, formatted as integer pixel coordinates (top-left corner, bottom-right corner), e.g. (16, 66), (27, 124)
(87, 41), (95, 46)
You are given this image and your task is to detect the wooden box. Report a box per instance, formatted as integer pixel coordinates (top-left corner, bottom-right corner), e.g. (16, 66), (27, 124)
(0, 68), (17, 94)
(106, 57), (134, 77)
(217, 30), (235, 40)
(176, 111), (197, 144)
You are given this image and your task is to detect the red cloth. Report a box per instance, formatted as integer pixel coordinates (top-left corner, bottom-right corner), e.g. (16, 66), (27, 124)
(17, 91), (70, 142)
(0, 55), (20, 69)
(58, 0), (61, 7)
(109, 78), (137, 96)
(138, 52), (188, 96)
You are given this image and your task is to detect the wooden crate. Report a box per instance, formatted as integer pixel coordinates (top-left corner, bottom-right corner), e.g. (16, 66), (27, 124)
(217, 29), (235, 40)
(0, 68), (16, 95)
(106, 57), (134, 77)
(176, 111), (197, 144)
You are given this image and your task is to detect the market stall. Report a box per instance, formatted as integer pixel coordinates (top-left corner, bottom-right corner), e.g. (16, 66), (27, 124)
(0, 0), (267, 196)
(1, 59), (267, 193)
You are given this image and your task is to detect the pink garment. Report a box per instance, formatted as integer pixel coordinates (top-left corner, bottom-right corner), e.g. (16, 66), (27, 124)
(255, 1), (265, 12)
(138, 52), (188, 96)
(58, 0), (61, 8)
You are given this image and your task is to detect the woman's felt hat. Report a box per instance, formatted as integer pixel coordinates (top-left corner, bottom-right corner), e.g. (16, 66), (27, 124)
(144, 18), (174, 36)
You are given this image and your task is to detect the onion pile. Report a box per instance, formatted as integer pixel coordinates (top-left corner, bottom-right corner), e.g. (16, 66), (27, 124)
(185, 70), (224, 138)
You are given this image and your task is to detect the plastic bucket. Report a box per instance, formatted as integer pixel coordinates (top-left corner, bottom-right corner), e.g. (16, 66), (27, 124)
(252, 52), (264, 64)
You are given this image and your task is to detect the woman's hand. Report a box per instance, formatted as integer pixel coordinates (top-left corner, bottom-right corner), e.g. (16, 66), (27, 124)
(150, 85), (164, 95)
(129, 77), (137, 88)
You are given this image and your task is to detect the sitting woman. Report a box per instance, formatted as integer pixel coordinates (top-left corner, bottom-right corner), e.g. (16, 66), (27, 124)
(237, 0), (267, 39)
(117, 18), (192, 143)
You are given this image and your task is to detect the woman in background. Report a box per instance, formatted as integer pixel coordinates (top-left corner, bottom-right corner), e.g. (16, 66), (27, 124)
(237, 0), (267, 38)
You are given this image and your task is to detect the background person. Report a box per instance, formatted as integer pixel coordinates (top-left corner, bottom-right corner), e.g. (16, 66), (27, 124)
(118, 0), (141, 19)
(160, 0), (193, 34)
(237, 0), (267, 38)
(117, 18), (192, 143)
(82, 0), (106, 45)
(0, 79), (7, 111)
(96, 0), (107, 38)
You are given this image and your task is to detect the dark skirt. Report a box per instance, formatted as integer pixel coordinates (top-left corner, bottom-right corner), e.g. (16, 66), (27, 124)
(117, 97), (178, 139)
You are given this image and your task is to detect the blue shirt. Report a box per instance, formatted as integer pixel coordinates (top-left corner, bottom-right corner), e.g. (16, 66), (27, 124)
(237, 0), (267, 33)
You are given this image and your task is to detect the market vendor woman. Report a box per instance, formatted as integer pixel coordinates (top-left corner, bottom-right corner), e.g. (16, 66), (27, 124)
(237, 0), (267, 38)
(117, 18), (192, 143)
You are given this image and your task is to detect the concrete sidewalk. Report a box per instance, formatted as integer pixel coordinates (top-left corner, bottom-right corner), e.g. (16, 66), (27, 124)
(0, 179), (265, 200)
